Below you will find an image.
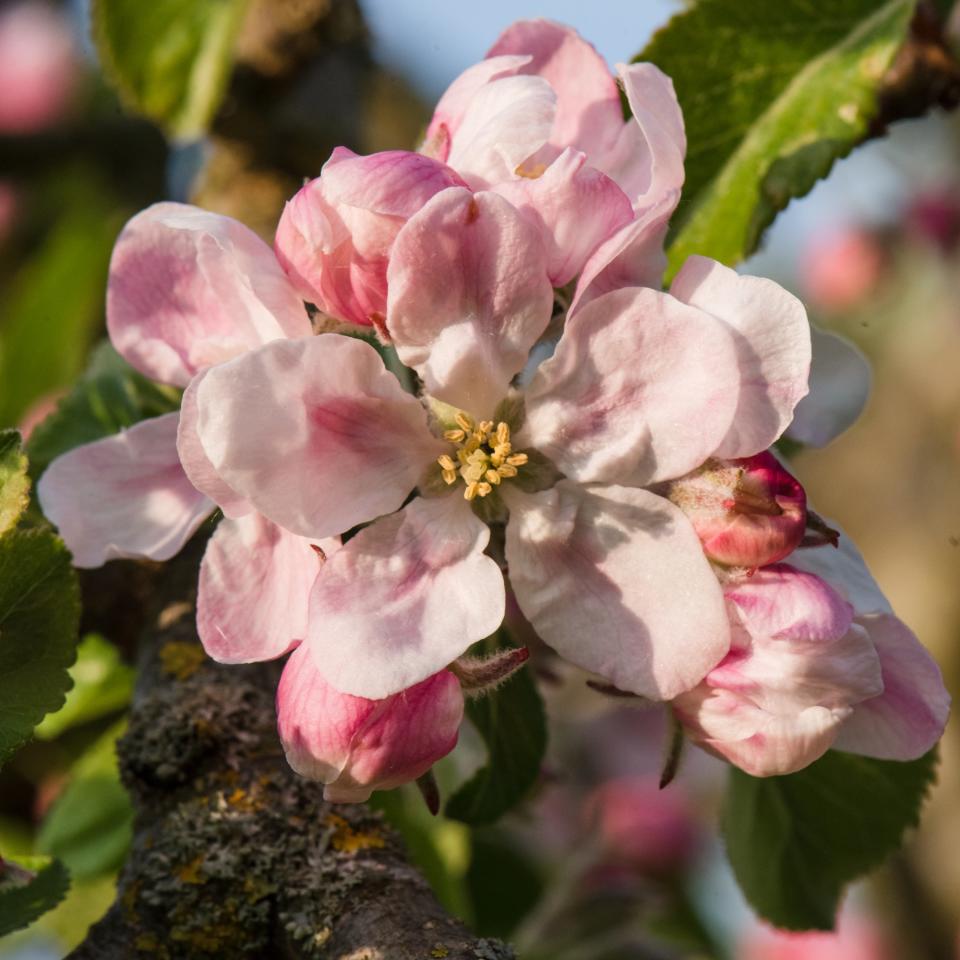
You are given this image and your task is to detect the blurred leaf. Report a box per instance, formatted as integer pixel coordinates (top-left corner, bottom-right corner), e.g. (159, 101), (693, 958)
(0, 529), (80, 766)
(446, 660), (546, 825)
(35, 634), (135, 740)
(27, 341), (181, 478)
(0, 430), (29, 537)
(38, 721), (132, 880)
(638, 0), (915, 275)
(0, 182), (123, 427)
(723, 748), (938, 930)
(467, 831), (543, 939)
(92, 0), (249, 140)
(0, 854), (70, 937)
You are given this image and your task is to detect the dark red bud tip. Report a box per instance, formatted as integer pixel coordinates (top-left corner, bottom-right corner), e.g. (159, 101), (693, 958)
(415, 770), (440, 816)
(369, 311), (391, 344)
(310, 544), (327, 564)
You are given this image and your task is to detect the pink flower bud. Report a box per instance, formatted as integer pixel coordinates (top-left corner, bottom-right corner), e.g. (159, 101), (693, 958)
(274, 148), (466, 327)
(800, 226), (884, 312)
(276, 643), (464, 803)
(740, 914), (890, 960)
(584, 776), (700, 876)
(663, 452), (807, 568)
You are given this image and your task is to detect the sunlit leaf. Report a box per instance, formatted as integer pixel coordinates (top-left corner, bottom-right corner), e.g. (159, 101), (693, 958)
(0, 431), (29, 537)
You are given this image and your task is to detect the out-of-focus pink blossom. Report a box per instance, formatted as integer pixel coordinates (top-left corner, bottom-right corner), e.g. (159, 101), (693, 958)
(662, 451), (807, 568)
(0, 1), (77, 134)
(276, 643), (464, 803)
(801, 226), (884, 312)
(17, 389), (61, 440)
(584, 777), (700, 875)
(740, 915), (890, 960)
(905, 188), (960, 252)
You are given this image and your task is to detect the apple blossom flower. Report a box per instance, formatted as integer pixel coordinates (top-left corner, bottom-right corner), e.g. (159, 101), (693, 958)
(740, 914), (890, 960)
(800, 225), (884, 312)
(187, 184), (811, 702)
(661, 451), (808, 568)
(277, 644), (464, 803)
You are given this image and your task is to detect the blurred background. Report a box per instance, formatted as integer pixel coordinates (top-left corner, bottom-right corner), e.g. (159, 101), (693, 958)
(0, 0), (958, 957)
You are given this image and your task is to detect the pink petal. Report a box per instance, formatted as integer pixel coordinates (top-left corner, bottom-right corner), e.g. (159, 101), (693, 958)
(306, 495), (505, 699)
(195, 335), (442, 539)
(521, 286), (739, 486)
(107, 203), (311, 387)
(568, 192), (677, 316)
(594, 63), (686, 209)
(423, 54), (531, 160)
(670, 257), (811, 459)
(387, 188), (553, 416)
(277, 643), (464, 802)
(786, 327), (871, 448)
(36, 413), (212, 568)
(504, 482), (729, 700)
(274, 149), (466, 327)
(495, 148), (634, 286)
(487, 19), (623, 156)
(176, 369), (251, 519)
(835, 614), (950, 761)
(444, 74), (556, 189)
(197, 513), (337, 664)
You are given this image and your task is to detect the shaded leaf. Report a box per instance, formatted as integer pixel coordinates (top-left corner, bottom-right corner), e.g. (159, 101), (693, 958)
(0, 855), (70, 937)
(0, 530), (81, 766)
(35, 634), (135, 740)
(723, 748), (938, 929)
(91, 0), (249, 139)
(638, 0), (915, 275)
(445, 657), (546, 825)
(27, 341), (181, 479)
(0, 431), (29, 537)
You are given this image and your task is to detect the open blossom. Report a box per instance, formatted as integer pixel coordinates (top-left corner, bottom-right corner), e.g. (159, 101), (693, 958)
(275, 20), (685, 329)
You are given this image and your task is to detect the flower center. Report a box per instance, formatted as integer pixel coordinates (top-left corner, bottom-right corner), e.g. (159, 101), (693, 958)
(436, 413), (528, 501)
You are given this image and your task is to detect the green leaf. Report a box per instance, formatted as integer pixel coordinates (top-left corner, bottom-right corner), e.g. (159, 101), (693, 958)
(0, 431), (30, 537)
(0, 181), (123, 429)
(0, 530), (81, 766)
(639, 0), (915, 275)
(722, 748), (938, 930)
(35, 634), (135, 740)
(0, 855), (70, 937)
(92, 0), (249, 139)
(445, 658), (546, 825)
(38, 720), (133, 880)
(27, 341), (181, 479)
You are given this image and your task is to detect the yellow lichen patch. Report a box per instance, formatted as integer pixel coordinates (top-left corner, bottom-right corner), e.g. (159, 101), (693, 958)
(176, 855), (206, 885)
(159, 641), (205, 681)
(436, 416), (529, 500)
(325, 813), (386, 853)
(224, 786), (264, 814)
(431, 947), (450, 958)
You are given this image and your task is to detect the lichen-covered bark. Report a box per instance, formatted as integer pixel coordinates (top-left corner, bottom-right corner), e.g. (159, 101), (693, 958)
(70, 543), (513, 960)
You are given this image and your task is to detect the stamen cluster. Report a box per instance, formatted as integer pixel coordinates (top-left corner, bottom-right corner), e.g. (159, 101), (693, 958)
(437, 414), (528, 500)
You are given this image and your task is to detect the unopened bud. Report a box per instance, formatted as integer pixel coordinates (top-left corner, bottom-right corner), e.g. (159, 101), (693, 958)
(450, 646), (530, 696)
(663, 452), (807, 568)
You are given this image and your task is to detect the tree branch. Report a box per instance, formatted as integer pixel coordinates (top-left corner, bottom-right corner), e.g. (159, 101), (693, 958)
(70, 543), (512, 960)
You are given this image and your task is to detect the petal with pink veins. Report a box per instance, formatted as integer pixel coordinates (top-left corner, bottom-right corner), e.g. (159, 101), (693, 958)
(670, 257), (811, 459)
(387, 188), (553, 416)
(195, 335), (444, 540)
(595, 63), (685, 209)
(521, 286), (739, 486)
(495, 148), (634, 287)
(307, 495), (505, 699)
(277, 643), (464, 802)
(835, 614), (950, 761)
(504, 482), (729, 700)
(37, 413), (212, 568)
(487, 19), (622, 155)
(107, 203), (311, 387)
(197, 513), (338, 664)
(444, 74), (556, 189)
(176, 369), (251, 519)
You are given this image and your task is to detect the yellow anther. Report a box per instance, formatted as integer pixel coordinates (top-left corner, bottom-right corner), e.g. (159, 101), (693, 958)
(485, 469), (502, 485)
(439, 411), (528, 500)
(506, 453), (528, 467)
(477, 482), (492, 497)
(444, 429), (466, 443)
(437, 454), (456, 471)
(478, 420), (494, 438)
(455, 413), (474, 432)
(464, 481), (480, 501)
(441, 468), (457, 485)
(497, 463), (518, 478)
(496, 422), (510, 446)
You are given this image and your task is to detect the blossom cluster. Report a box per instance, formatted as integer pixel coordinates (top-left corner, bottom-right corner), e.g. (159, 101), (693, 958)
(38, 20), (948, 801)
